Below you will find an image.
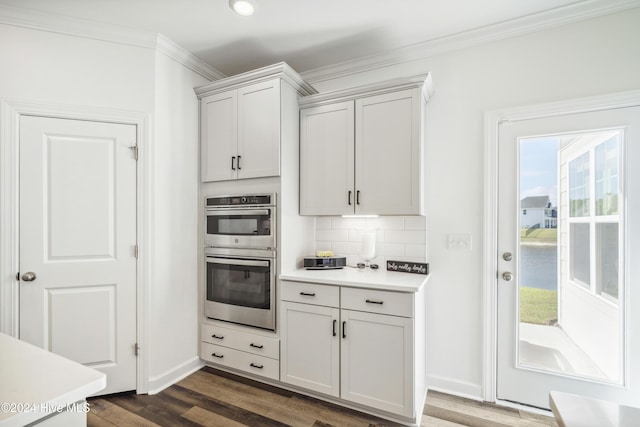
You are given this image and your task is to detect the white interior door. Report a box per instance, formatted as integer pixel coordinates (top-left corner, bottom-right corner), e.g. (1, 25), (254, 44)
(19, 115), (137, 395)
(496, 105), (640, 409)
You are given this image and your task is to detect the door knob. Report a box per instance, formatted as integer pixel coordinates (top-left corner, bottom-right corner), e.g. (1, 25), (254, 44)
(502, 272), (513, 282)
(21, 272), (37, 282)
(503, 252), (513, 261)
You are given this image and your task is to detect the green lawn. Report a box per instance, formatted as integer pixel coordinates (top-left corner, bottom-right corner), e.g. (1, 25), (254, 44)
(520, 228), (558, 243)
(520, 286), (558, 325)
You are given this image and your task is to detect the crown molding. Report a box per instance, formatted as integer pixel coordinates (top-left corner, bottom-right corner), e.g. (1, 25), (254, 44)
(300, 0), (640, 84)
(0, 4), (224, 82)
(156, 35), (226, 81)
(0, 4), (157, 48)
(298, 73), (433, 108)
(194, 62), (317, 98)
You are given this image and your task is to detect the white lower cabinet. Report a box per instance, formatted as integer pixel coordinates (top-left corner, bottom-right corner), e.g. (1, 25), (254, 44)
(280, 280), (424, 422)
(281, 301), (340, 396)
(340, 309), (414, 417)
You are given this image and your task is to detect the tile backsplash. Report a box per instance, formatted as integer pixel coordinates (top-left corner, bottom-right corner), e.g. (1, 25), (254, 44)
(314, 216), (427, 267)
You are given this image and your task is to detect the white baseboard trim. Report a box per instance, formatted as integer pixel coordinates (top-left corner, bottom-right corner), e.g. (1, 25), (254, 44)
(147, 357), (204, 395)
(427, 375), (484, 402)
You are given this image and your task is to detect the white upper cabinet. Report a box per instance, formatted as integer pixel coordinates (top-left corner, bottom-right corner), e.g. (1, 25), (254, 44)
(237, 79), (281, 180)
(356, 89), (422, 215)
(299, 74), (432, 215)
(300, 101), (355, 215)
(201, 90), (238, 182)
(196, 63), (316, 182)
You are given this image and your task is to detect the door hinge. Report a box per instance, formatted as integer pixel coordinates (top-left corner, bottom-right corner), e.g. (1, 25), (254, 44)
(134, 343), (140, 356)
(129, 145), (139, 161)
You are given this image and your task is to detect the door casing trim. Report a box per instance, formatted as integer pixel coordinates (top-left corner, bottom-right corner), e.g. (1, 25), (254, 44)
(483, 90), (640, 403)
(0, 98), (150, 393)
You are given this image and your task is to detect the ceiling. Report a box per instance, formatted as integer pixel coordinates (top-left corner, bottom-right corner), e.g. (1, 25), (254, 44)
(0, 0), (633, 77)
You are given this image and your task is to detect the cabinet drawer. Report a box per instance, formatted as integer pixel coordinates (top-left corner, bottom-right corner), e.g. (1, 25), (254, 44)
(201, 342), (279, 381)
(281, 280), (339, 307)
(201, 324), (279, 359)
(341, 287), (414, 317)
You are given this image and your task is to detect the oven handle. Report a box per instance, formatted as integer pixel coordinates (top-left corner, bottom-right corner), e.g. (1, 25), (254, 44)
(205, 209), (271, 217)
(206, 257), (270, 268)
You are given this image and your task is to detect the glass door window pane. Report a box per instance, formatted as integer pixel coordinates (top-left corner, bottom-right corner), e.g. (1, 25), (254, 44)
(517, 129), (624, 384)
(596, 223), (619, 301)
(569, 152), (590, 217)
(570, 223), (590, 287)
(595, 136), (619, 216)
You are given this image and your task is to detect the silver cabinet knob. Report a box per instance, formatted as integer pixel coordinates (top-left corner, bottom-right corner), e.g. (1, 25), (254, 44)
(502, 272), (513, 282)
(21, 272), (37, 282)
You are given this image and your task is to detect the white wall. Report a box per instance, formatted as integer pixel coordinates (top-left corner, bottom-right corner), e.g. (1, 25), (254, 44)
(147, 50), (209, 392)
(0, 21), (210, 393)
(0, 23), (154, 110)
(306, 8), (640, 398)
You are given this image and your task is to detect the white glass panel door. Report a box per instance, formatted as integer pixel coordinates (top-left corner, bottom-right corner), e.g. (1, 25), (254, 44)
(496, 105), (640, 410)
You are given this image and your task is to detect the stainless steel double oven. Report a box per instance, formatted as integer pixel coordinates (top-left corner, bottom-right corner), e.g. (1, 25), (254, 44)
(204, 194), (276, 330)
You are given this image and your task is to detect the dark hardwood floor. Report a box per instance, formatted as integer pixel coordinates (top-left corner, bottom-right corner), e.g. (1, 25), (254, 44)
(87, 367), (558, 427)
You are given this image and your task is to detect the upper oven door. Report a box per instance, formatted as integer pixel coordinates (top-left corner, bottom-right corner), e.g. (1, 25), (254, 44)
(205, 207), (275, 249)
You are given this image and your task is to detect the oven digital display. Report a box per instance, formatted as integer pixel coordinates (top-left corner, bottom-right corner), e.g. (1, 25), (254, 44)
(206, 194), (272, 207)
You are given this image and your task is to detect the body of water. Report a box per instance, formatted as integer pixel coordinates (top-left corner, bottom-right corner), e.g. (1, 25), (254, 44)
(519, 244), (557, 290)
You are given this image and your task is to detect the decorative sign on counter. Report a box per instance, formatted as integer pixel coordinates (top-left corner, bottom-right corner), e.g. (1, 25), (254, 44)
(387, 260), (429, 275)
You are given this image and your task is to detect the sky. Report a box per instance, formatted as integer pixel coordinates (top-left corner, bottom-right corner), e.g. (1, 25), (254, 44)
(519, 137), (559, 207)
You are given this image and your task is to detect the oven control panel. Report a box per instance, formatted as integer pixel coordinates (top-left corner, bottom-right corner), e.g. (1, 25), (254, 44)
(206, 194), (273, 207)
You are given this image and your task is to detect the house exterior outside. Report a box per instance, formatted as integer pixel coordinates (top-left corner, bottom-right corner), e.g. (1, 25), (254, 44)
(520, 196), (557, 228)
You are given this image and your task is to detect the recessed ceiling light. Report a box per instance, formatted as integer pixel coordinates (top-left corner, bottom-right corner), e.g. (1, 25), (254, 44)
(229, 0), (256, 16)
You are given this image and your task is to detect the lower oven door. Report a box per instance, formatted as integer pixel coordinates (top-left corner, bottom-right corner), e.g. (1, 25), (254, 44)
(205, 251), (275, 330)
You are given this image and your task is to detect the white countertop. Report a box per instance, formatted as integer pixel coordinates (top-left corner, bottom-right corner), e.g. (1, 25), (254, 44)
(550, 391), (640, 427)
(280, 267), (429, 292)
(0, 333), (106, 427)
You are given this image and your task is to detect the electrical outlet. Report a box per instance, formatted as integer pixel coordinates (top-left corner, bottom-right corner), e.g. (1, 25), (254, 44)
(448, 233), (472, 250)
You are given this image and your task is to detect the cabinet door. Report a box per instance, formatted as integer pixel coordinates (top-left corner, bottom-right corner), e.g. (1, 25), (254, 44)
(237, 79), (281, 179)
(201, 91), (237, 182)
(355, 88), (423, 214)
(281, 301), (340, 397)
(341, 309), (414, 417)
(300, 102), (355, 215)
